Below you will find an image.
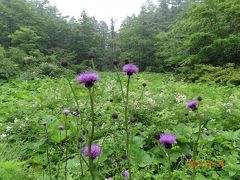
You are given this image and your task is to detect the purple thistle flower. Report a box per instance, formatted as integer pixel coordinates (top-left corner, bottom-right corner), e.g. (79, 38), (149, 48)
(76, 72), (100, 88)
(123, 170), (129, 179)
(63, 109), (70, 115)
(159, 133), (176, 149)
(82, 144), (101, 159)
(122, 64), (139, 76)
(186, 100), (198, 110)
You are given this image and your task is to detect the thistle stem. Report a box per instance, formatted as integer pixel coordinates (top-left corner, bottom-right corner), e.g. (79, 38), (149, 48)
(114, 67), (125, 103)
(91, 58), (95, 70)
(88, 87), (95, 180)
(64, 115), (68, 180)
(168, 152), (171, 180)
(162, 147), (172, 180)
(45, 126), (52, 180)
(125, 75), (131, 180)
(191, 113), (202, 180)
(66, 78), (80, 109)
(79, 141), (84, 177)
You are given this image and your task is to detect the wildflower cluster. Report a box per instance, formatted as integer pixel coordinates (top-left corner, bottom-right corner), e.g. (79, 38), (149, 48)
(34, 54), (216, 180)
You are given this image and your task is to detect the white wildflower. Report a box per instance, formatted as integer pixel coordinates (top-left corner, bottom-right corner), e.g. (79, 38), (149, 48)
(159, 92), (165, 97)
(175, 93), (186, 103)
(106, 84), (113, 92)
(148, 98), (155, 105)
(14, 118), (18, 123)
(0, 134), (7, 140)
(20, 123), (25, 128)
(6, 126), (12, 132)
(75, 163), (81, 166)
(129, 92), (136, 96)
(144, 91), (151, 96)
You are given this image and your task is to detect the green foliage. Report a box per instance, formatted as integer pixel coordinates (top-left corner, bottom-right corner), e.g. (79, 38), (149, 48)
(0, 161), (29, 180)
(156, 0), (240, 70)
(36, 62), (64, 77)
(0, 73), (239, 178)
(119, 0), (188, 70)
(183, 64), (240, 86)
(7, 47), (28, 68)
(8, 27), (40, 53)
(0, 0), (112, 79)
(0, 46), (19, 79)
(1, 0), (240, 79)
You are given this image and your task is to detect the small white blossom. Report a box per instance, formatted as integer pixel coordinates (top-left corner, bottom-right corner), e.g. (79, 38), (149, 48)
(144, 91), (151, 96)
(20, 123), (25, 128)
(159, 92), (165, 97)
(6, 126), (12, 132)
(175, 93), (186, 103)
(106, 84), (113, 92)
(129, 92), (136, 96)
(0, 134), (7, 140)
(75, 163), (81, 166)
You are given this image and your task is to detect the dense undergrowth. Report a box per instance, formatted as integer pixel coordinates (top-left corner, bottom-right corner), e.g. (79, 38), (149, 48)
(0, 72), (239, 179)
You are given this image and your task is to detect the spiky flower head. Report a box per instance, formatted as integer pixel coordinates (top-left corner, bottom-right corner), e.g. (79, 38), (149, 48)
(58, 125), (65, 130)
(71, 111), (79, 117)
(123, 170), (129, 179)
(124, 59), (129, 64)
(159, 133), (176, 149)
(112, 113), (118, 119)
(78, 136), (84, 143)
(122, 64), (139, 76)
(112, 59), (118, 66)
(186, 100), (198, 110)
(197, 96), (203, 101)
(185, 153), (192, 160)
(76, 72), (100, 88)
(88, 51), (96, 59)
(61, 60), (69, 67)
(82, 144), (101, 159)
(142, 83), (147, 87)
(154, 132), (161, 140)
(63, 109), (70, 115)
(41, 121), (48, 126)
(122, 153), (127, 160)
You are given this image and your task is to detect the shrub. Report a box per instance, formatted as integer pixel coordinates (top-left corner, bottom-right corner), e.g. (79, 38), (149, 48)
(37, 62), (64, 77)
(0, 46), (19, 79)
(0, 161), (29, 180)
(184, 64), (240, 85)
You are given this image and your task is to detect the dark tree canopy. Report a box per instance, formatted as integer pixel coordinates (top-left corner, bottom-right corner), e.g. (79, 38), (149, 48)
(0, 0), (239, 79)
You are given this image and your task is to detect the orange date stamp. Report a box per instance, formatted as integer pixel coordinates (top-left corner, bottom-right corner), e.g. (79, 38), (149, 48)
(188, 160), (224, 168)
